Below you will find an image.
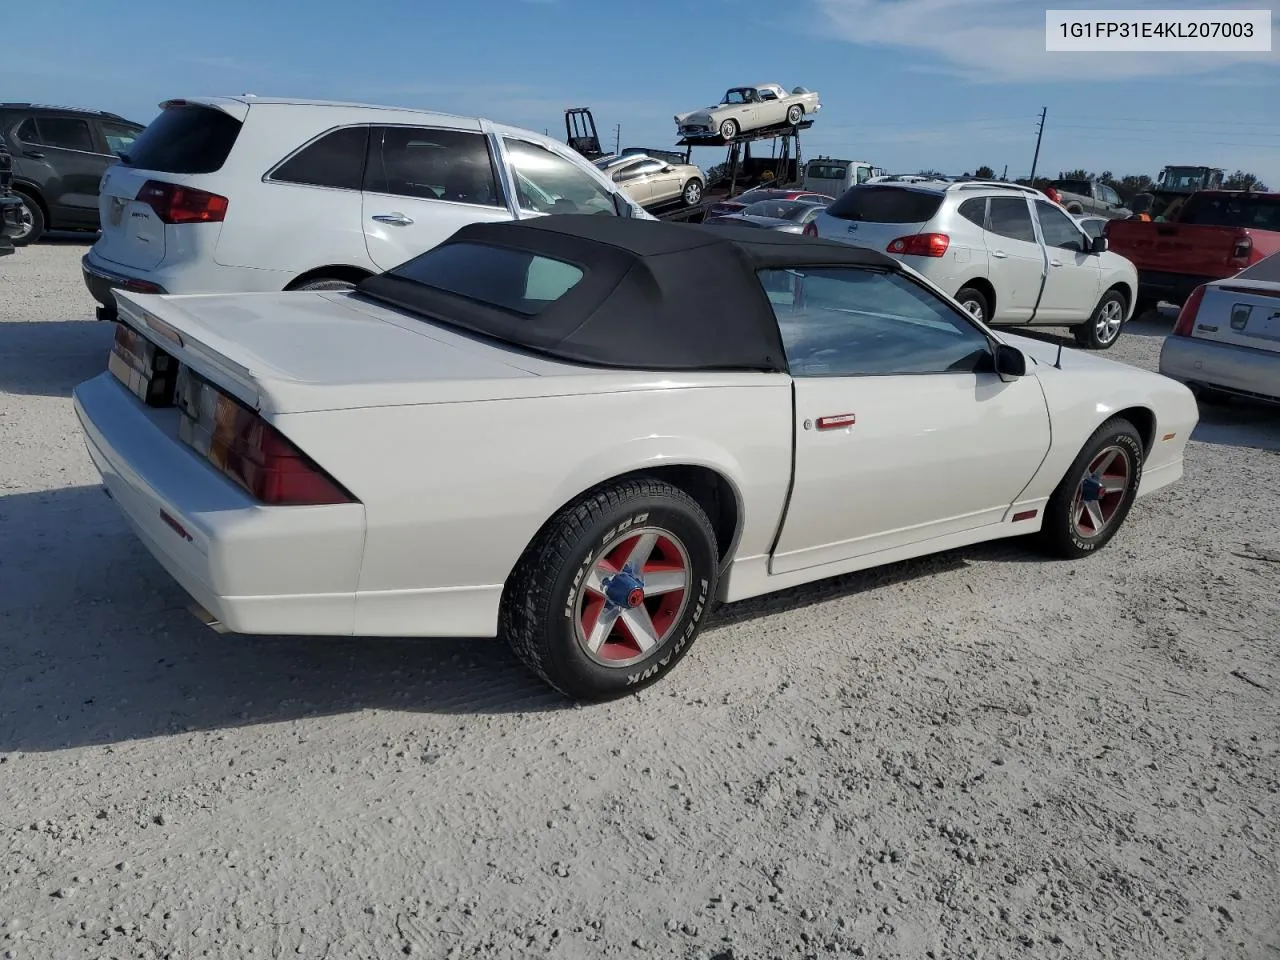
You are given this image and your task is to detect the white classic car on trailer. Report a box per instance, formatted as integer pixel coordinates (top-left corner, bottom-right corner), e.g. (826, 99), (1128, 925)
(675, 83), (822, 141)
(74, 215), (1198, 701)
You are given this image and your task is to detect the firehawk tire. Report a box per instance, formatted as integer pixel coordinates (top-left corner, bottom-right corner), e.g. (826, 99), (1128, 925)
(1036, 417), (1144, 559)
(501, 478), (719, 702)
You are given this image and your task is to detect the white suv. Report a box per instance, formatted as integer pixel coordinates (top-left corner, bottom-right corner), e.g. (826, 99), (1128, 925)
(82, 97), (651, 319)
(806, 180), (1139, 349)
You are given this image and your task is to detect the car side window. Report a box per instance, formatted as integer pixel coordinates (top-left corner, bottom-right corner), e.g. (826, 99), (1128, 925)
(100, 121), (143, 157)
(1035, 200), (1087, 252)
(365, 126), (502, 207)
(271, 126), (370, 191)
(958, 197), (987, 228)
(985, 196), (1037, 243)
(15, 118), (38, 143)
(611, 160), (645, 183)
(36, 117), (97, 152)
(757, 266), (993, 377)
(503, 138), (617, 216)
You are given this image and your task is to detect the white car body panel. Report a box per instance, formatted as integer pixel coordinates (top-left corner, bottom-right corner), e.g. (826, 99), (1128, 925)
(73, 278), (1197, 641)
(86, 97), (652, 301)
(811, 184), (1139, 328)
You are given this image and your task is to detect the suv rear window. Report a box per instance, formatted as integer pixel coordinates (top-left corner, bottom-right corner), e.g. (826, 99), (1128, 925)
(825, 185), (943, 223)
(125, 104), (242, 174)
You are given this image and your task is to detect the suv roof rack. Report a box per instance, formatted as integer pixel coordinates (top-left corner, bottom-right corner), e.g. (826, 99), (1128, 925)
(0, 102), (130, 121)
(947, 180), (1042, 195)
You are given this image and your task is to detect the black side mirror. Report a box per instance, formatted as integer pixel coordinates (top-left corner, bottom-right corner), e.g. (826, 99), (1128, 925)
(1090, 235), (1109, 254)
(994, 343), (1027, 380)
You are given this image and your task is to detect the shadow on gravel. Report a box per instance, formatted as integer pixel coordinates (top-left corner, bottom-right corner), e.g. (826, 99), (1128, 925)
(1014, 307), (1172, 350)
(37, 231), (98, 246)
(0, 320), (113, 397)
(0, 485), (571, 754)
(1192, 398), (1280, 452)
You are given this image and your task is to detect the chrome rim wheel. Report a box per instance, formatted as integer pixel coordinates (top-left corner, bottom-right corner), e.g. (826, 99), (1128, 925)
(788, 106), (802, 124)
(961, 298), (984, 322)
(685, 181), (701, 204)
(720, 120), (737, 139)
(1095, 300), (1124, 344)
(573, 527), (691, 668)
(1071, 445), (1131, 538)
(13, 198), (34, 241)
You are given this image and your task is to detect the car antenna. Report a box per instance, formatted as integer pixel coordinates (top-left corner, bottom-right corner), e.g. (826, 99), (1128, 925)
(1053, 342), (1063, 369)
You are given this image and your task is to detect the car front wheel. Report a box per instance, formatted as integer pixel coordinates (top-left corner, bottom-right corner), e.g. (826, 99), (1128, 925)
(501, 478), (719, 701)
(1073, 290), (1126, 349)
(1036, 417), (1143, 559)
(719, 119), (739, 140)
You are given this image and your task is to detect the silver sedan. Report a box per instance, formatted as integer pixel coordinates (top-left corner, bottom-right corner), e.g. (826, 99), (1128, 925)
(1159, 251), (1280, 405)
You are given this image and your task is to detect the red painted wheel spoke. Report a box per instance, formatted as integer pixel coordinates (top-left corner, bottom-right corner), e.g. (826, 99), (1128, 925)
(1073, 445), (1130, 538)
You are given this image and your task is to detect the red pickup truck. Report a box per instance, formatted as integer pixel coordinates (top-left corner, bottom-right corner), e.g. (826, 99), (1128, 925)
(1104, 190), (1280, 311)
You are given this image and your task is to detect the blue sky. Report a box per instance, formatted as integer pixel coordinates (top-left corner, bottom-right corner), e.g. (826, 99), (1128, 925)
(6, 0), (1279, 185)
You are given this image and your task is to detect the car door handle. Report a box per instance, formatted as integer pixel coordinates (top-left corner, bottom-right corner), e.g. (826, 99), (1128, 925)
(23, 150), (45, 159)
(1050, 259), (1063, 267)
(991, 250), (1008, 258)
(372, 213), (414, 226)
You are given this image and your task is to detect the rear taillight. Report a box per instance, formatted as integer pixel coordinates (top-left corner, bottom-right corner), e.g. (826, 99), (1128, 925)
(136, 179), (229, 225)
(803, 221), (818, 237)
(887, 232), (950, 257)
(1172, 284), (1206, 337)
(176, 371), (353, 506)
(1229, 234), (1256, 266)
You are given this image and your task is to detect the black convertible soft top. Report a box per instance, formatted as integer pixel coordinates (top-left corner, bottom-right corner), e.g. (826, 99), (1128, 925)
(356, 214), (903, 373)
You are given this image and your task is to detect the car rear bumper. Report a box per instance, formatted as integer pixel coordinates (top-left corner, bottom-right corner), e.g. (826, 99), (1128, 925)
(1159, 334), (1280, 403)
(72, 371), (367, 635)
(1137, 270), (1217, 305)
(82, 253), (169, 317)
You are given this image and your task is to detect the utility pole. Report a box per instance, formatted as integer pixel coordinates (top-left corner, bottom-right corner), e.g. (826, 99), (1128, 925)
(614, 123), (621, 154)
(1029, 107), (1047, 183)
(1001, 163), (1008, 181)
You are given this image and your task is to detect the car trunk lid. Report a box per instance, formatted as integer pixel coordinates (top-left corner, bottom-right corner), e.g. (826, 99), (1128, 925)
(1192, 275), (1280, 356)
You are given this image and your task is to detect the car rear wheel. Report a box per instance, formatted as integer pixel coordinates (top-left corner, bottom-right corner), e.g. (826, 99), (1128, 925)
(787, 105), (804, 125)
(1036, 417), (1143, 559)
(682, 179), (703, 206)
(719, 119), (739, 140)
(1073, 290), (1126, 349)
(955, 286), (990, 323)
(501, 477), (719, 701)
(11, 192), (44, 246)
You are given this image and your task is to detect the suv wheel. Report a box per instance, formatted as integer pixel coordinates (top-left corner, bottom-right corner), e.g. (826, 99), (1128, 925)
(1073, 290), (1126, 350)
(11, 192), (44, 246)
(954, 286), (990, 323)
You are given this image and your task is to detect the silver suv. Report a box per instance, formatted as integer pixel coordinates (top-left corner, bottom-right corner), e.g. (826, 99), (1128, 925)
(807, 180), (1140, 350)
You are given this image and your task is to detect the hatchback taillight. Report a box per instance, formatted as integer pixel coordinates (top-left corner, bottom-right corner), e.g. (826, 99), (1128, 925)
(888, 232), (950, 257)
(136, 180), (229, 225)
(1172, 284), (1206, 337)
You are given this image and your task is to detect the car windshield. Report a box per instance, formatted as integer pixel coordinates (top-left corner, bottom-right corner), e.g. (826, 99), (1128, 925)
(380, 240), (584, 317)
(743, 200), (820, 221)
(722, 89), (753, 104)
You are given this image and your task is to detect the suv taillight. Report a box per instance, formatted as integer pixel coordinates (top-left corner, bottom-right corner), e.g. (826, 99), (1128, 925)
(888, 232), (950, 257)
(1229, 234), (1254, 266)
(1172, 284), (1206, 337)
(176, 370), (353, 505)
(137, 180), (229, 225)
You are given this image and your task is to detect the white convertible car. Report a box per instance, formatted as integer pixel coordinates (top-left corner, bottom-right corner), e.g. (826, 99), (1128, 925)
(675, 83), (821, 141)
(73, 216), (1199, 701)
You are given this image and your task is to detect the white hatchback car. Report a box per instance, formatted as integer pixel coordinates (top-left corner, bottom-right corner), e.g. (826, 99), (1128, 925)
(82, 96), (651, 319)
(807, 180), (1139, 349)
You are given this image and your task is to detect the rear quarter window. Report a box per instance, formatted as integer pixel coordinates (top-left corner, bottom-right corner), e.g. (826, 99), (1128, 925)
(125, 105), (243, 174)
(389, 241), (584, 316)
(826, 185), (943, 224)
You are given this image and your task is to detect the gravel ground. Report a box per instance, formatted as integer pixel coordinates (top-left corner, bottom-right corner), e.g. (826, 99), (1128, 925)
(2, 240), (1278, 960)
